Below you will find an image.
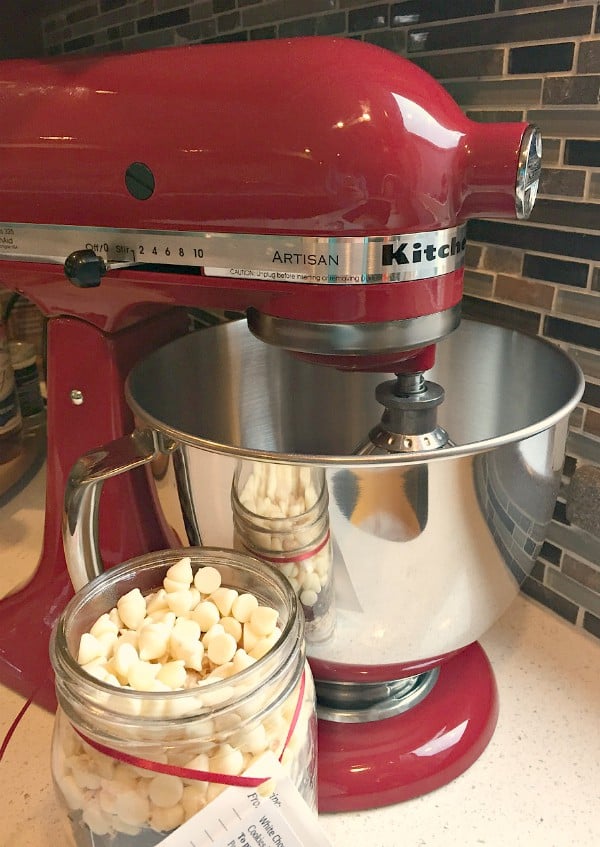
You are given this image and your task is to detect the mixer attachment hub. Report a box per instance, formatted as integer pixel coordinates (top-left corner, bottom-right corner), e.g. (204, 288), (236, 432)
(358, 371), (449, 454)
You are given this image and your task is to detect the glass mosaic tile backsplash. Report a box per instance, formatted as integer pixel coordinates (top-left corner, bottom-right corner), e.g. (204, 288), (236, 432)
(2, 0), (599, 641)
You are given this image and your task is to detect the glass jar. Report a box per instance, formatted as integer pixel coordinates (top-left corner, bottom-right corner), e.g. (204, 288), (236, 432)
(9, 340), (44, 418)
(232, 461), (335, 642)
(50, 548), (317, 847)
(0, 318), (23, 464)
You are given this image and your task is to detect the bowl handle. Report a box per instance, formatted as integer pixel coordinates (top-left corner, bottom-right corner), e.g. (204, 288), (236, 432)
(62, 428), (159, 591)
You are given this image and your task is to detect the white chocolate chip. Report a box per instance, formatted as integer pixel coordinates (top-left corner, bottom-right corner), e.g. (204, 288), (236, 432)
(190, 600), (220, 632)
(231, 592), (259, 623)
(249, 605), (279, 637)
(78, 633), (107, 665)
(210, 587), (238, 617)
(138, 622), (172, 662)
(117, 588), (147, 631)
(150, 803), (185, 833)
(193, 566), (221, 595)
(156, 660), (187, 689)
(114, 788), (150, 827)
(206, 632), (237, 666)
(148, 773), (184, 808)
(166, 556), (193, 588)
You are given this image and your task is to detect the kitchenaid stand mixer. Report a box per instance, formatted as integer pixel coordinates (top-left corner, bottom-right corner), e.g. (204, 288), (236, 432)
(1, 36), (572, 811)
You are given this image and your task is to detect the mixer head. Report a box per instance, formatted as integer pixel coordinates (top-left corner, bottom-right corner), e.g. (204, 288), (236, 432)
(0, 37), (541, 372)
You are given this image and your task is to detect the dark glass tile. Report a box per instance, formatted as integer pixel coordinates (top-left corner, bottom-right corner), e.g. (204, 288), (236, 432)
(530, 199), (600, 231)
(463, 269), (494, 298)
(565, 140), (600, 167)
(530, 560), (546, 581)
(100, 0), (128, 11)
(585, 408), (600, 438)
(563, 554), (600, 592)
(528, 108), (600, 139)
(177, 21), (218, 42)
(315, 13), (347, 35)
(539, 541), (562, 566)
(543, 75), (600, 106)
(64, 34), (95, 53)
(217, 12), (240, 33)
(138, 9), (190, 34)
(582, 381), (600, 408)
(250, 26), (276, 40)
(562, 455), (577, 478)
(468, 220), (599, 262)
(107, 26), (120, 41)
(539, 167), (585, 198)
(520, 576), (579, 623)
(407, 6), (594, 53)
(66, 4), (97, 25)
(543, 316), (600, 351)
(279, 18), (315, 37)
(523, 254), (589, 288)
(349, 4), (389, 32)
(445, 78), (541, 107)
(583, 611), (600, 640)
(126, 30), (176, 49)
(461, 295), (540, 336)
(495, 274), (554, 309)
(578, 41), (600, 74)
(364, 30), (406, 52)
(482, 245), (522, 274)
(203, 31), (248, 43)
(509, 42), (574, 74)
(391, 0), (494, 25)
(553, 499), (569, 525)
(250, 26), (277, 41)
(594, 268), (600, 292)
(213, 0), (236, 12)
(591, 174), (600, 201)
(500, 0), (556, 8)
(467, 110), (524, 123)
(413, 49), (503, 80)
(242, 0), (336, 28)
(540, 138), (560, 165)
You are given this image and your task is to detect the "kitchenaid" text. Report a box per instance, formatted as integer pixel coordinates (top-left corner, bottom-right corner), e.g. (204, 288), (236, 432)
(382, 234), (466, 266)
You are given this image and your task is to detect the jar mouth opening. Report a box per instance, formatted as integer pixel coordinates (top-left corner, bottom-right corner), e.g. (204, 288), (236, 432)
(231, 479), (329, 527)
(51, 547), (302, 708)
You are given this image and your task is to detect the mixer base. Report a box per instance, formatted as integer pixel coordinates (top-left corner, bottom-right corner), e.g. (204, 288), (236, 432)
(316, 641), (498, 813)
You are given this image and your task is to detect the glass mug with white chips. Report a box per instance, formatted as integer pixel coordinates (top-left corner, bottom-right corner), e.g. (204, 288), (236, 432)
(49, 547), (317, 847)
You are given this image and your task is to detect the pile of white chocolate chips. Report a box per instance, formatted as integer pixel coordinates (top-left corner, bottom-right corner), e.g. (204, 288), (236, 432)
(52, 557), (314, 839)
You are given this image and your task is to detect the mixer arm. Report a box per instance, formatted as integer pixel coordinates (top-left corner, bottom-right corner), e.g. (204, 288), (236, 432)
(63, 429), (160, 590)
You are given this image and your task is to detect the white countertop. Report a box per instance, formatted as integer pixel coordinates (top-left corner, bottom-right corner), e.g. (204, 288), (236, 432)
(1, 462), (599, 847)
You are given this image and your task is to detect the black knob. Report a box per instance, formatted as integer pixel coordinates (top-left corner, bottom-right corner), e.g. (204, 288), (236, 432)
(64, 249), (107, 288)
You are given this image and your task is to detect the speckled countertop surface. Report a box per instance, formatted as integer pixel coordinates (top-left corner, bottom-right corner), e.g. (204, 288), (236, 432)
(1, 464), (599, 847)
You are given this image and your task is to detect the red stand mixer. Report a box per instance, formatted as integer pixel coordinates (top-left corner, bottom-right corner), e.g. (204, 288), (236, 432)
(1, 37), (573, 812)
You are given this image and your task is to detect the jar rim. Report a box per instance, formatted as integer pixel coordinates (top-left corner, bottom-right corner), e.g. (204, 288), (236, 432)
(51, 546), (303, 718)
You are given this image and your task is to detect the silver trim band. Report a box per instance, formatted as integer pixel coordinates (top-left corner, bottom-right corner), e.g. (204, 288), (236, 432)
(247, 304), (461, 355)
(0, 221), (467, 286)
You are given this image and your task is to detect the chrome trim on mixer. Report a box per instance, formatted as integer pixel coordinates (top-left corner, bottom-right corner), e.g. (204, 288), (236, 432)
(515, 124), (542, 220)
(0, 221), (467, 285)
(247, 304), (461, 355)
(316, 668), (439, 723)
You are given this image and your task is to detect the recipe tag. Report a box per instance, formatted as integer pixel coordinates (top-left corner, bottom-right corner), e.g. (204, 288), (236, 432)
(157, 752), (333, 847)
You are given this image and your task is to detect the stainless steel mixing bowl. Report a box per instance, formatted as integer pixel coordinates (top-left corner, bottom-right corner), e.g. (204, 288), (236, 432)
(64, 319), (583, 677)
